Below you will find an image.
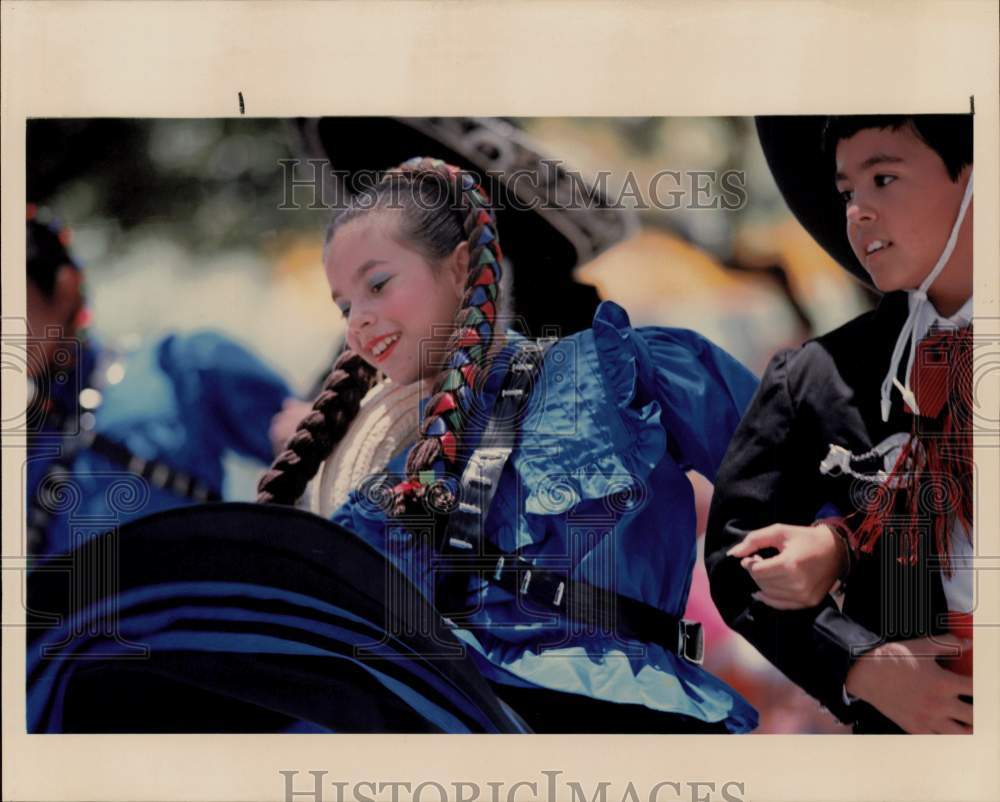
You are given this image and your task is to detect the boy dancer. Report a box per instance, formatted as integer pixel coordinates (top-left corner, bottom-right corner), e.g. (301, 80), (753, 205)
(706, 115), (974, 733)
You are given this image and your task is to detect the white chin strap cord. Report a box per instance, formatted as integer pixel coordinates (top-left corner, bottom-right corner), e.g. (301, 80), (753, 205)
(880, 170), (974, 422)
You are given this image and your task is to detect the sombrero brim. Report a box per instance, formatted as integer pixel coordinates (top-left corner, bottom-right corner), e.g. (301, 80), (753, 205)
(302, 117), (579, 265)
(27, 502), (523, 733)
(755, 116), (873, 287)
(294, 116), (623, 334)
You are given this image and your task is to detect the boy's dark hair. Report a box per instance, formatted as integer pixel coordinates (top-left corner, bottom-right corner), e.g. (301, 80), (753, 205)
(822, 114), (973, 181)
(27, 217), (79, 298)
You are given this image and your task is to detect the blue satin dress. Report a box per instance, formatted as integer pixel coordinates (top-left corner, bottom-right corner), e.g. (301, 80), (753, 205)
(333, 301), (760, 732)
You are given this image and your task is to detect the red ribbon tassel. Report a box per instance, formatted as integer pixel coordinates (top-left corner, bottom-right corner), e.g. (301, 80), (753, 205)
(851, 328), (973, 572)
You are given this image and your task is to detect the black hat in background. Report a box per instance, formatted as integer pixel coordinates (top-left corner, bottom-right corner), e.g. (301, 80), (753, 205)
(294, 117), (638, 335)
(754, 115), (871, 286)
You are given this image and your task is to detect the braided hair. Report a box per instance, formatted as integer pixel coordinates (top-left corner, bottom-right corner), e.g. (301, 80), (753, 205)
(257, 158), (504, 514)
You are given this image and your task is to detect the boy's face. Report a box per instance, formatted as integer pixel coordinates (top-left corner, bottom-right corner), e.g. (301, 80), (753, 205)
(834, 125), (971, 294)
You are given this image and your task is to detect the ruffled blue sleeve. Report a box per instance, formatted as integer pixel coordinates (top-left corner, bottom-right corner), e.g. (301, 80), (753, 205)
(164, 331), (292, 464)
(326, 303), (760, 731)
(593, 302), (758, 482)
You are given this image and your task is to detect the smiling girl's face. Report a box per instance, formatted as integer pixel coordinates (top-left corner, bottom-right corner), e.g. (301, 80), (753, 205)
(324, 211), (468, 385)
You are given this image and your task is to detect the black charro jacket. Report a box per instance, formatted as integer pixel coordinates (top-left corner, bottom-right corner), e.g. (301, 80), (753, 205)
(705, 292), (958, 733)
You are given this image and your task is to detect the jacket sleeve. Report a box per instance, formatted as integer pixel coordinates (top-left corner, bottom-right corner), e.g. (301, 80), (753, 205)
(704, 347), (880, 723)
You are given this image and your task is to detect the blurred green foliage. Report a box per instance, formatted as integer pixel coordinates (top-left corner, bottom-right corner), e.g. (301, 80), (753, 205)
(28, 118), (328, 259)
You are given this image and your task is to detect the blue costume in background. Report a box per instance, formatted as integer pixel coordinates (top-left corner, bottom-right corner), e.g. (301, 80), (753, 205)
(333, 302), (761, 732)
(27, 331), (291, 558)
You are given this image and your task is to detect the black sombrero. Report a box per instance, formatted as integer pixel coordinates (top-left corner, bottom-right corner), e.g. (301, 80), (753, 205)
(294, 117), (637, 335)
(26, 503), (524, 733)
(756, 116), (872, 286)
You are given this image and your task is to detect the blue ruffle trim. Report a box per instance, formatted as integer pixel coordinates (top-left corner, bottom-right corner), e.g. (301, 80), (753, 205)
(513, 301), (667, 516)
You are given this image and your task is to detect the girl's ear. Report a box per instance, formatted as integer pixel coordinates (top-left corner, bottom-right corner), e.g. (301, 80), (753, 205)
(446, 241), (470, 300)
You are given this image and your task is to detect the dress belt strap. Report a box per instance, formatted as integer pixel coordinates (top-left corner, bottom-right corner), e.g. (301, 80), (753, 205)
(438, 338), (703, 665)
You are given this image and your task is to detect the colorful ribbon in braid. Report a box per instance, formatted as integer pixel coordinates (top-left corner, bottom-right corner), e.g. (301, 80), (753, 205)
(391, 158), (504, 515)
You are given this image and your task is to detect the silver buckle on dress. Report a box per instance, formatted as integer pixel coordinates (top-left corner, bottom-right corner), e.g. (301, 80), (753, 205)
(678, 620), (704, 665)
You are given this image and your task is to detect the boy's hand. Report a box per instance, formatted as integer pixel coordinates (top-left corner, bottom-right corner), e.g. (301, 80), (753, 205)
(845, 636), (973, 734)
(727, 523), (846, 609)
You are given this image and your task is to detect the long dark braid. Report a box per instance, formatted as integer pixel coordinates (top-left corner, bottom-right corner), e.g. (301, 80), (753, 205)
(257, 158), (504, 511)
(256, 350), (377, 505)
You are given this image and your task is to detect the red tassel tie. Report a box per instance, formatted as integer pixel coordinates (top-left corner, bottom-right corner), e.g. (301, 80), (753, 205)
(851, 327), (973, 573)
